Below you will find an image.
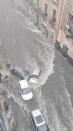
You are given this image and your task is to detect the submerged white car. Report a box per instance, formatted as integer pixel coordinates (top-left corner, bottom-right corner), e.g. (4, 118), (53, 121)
(19, 79), (33, 101)
(31, 109), (49, 131)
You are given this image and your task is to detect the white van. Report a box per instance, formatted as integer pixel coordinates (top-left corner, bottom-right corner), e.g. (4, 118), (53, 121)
(31, 109), (49, 131)
(19, 79), (33, 101)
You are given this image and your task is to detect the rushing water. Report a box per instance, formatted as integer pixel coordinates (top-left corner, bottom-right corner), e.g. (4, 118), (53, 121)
(0, 0), (73, 131)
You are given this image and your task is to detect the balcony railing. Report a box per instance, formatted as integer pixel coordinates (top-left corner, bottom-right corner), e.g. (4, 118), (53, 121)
(64, 25), (73, 39)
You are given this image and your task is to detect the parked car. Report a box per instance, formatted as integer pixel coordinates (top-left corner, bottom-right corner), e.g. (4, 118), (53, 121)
(19, 79), (33, 101)
(0, 118), (5, 131)
(11, 66), (28, 80)
(31, 109), (49, 131)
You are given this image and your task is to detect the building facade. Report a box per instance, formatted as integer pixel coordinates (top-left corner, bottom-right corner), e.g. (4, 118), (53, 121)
(39, 0), (46, 14)
(55, 0), (73, 62)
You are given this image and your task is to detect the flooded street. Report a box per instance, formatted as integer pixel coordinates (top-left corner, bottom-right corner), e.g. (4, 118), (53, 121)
(0, 0), (73, 131)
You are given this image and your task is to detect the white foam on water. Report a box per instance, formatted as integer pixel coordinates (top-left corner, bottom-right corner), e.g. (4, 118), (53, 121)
(6, 90), (29, 112)
(0, 85), (29, 130)
(14, 9), (25, 17)
(31, 48), (55, 89)
(30, 28), (41, 33)
(1, 100), (9, 131)
(19, 21), (41, 34)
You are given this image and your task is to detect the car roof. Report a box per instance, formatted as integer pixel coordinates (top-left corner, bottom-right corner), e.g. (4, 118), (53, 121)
(14, 66), (24, 72)
(32, 109), (45, 126)
(19, 80), (28, 89)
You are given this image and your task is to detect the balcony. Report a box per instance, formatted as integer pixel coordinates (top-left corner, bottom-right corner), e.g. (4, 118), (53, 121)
(64, 25), (73, 39)
(49, 17), (56, 29)
(64, 25), (70, 36)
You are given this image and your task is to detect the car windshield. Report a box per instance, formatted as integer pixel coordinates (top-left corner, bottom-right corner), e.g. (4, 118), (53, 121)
(35, 115), (44, 125)
(38, 124), (48, 131)
(15, 67), (24, 76)
(22, 88), (31, 94)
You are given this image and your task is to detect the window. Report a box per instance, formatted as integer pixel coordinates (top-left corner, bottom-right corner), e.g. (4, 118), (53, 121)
(53, 9), (56, 19)
(22, 88), (31, 94)
(69, 15), (73, 37)
(69, 16), (73, 31)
